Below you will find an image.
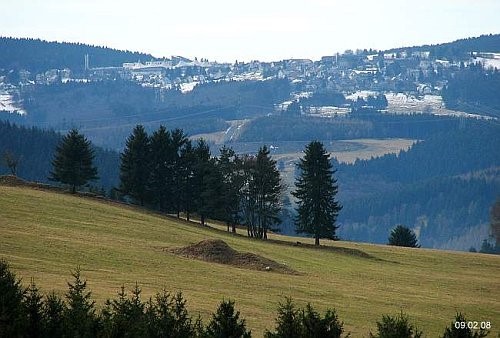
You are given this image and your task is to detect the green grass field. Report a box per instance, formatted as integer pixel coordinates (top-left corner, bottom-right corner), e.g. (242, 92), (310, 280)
(1, 185), (499, 337)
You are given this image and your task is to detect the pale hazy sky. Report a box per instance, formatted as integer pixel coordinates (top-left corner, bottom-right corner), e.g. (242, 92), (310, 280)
(2, 0), (500, 62)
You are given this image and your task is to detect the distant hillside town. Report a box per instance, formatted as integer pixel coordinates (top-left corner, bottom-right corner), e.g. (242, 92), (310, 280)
(1, 35), (500, 120)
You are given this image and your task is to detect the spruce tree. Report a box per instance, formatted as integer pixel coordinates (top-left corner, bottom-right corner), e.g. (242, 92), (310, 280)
(292, 141), (342, 246)
(179, 140), (196, 221)
(251, 146), (282, 239)
(442, 313), (489, 338)
(0, 259), (26, 337)
(192, 139), (211, 226)
(199, 157), (226, 226)
(370, 311), (423, 338)
(388, 225), (420, 248)
(149, 126), (173, 211)
(217, 146), (244, 233)
(120, 125), (150, 206)
(264, 297), (301, 338)
(145, 290), (197, 338)
(49, 129), (98, 193)
(23, 279), (45, 338)
(205, 300), (251, 338)
(63, 267), (98, 338)
(171, 128), (190, 218)
(102, 284), (146, 337)
(43, 292), (65, 338)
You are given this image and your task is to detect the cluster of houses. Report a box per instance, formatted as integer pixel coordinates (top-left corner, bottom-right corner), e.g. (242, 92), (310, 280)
(4, 48), (500, 102)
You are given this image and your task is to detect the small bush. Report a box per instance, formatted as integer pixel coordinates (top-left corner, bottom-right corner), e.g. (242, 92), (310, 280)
(442, 313), (489, 338)
(205, 299), (251, 338)
(265, 297), (347, 338)
(388, 225), (420, 248)
(370, 311), (422, 338)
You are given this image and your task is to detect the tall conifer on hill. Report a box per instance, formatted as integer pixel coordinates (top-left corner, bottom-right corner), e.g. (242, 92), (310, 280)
(192, 139), (211, 226)
(49, 129), (98, 193)
(293, 141), (342, 245)
(218, 146), (245, 233)
(171, 128), (189, 218)
(249, 146), (282, 239)
(120, 125), (150, 206)
(149, 125), (173, 212)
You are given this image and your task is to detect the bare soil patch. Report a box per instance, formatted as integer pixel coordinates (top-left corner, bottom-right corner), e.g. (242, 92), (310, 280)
(170, 239), (299, 275)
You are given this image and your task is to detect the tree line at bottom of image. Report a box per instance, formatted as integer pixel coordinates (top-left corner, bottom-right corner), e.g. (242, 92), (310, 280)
(1, 260), (490, 338)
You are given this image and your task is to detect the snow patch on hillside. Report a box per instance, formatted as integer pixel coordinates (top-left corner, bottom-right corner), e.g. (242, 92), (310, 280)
(0, 89), (26, 115)
(179, 81), (199, 93)
(385, 92), (495, 120)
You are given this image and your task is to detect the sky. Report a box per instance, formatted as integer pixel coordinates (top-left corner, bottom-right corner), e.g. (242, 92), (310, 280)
(2, 0), (500, 63)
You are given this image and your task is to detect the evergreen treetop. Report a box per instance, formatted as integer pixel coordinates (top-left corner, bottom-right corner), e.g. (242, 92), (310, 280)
(119, 125), (150, 206)
(49, 129), (98, 193)
(293, 141), (342, 245)
(387, 225), (420, 248)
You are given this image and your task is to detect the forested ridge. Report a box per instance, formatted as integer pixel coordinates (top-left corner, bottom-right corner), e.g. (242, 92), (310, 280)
(337, 122), (500, 249)
(0, 37), (154, 74)
(238, 112), (464, 142)
(385, 33), (500, 60)
(442, 64), (500, 118)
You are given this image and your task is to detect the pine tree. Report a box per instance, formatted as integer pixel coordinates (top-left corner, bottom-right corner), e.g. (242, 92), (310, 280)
(63, 267), (98, 338)
(265, 298), (346, 338)
(0, 259), (26, 337)
(179, 140), (196, 221)
(199, 157), (226, 226)
(490, 198), (500, 247)
(102, 284), (147, 337)
(241, 154), (258, 238)
(145, 290), (197, 338)
(300, 304), (345, 338)
(192, 139), (211, 226)
(251, 146), (282, 239)
(442, 313), (489, 338)
(120, 125), (150, 206)
(388, 225), (420, 248)
(264, 297), (301, 338)
(23, 279), (45, 338)
(149, 126), (173, 212)
(43, 292), (65, 338)
(292, 141), (342, 246)
(217, 146), (244, 233)
(49, 129), (98, 193)
(171, 129), (190, 218)
(370, 311), (423, 338)
(205, 300), (251, 338)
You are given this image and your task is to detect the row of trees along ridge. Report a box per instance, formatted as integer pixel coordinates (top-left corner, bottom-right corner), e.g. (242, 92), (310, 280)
(48, 126), (343, 245)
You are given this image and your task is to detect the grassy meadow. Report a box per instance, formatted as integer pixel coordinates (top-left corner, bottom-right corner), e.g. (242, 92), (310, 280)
(1, 184), (499, 336)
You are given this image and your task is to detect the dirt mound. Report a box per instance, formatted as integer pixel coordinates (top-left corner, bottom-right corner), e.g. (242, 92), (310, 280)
(171, 239), (298, 275)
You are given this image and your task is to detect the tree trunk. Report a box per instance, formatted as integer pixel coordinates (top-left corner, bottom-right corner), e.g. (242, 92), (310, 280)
(72, 185), (76, 194)
(200, 214), (205, 226)
(315, 236), (320, 246)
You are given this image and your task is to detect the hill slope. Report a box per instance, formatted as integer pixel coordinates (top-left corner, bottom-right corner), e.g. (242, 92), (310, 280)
(0, 184), (499, 336)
